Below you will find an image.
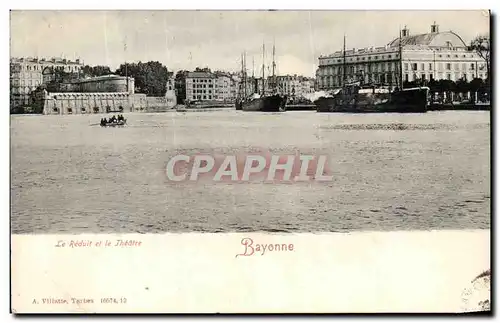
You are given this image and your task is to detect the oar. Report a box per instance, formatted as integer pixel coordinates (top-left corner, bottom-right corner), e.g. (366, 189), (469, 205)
(89, 123), (101, 126)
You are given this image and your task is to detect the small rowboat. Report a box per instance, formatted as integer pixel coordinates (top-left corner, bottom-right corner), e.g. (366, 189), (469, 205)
(101, 119), (127, 127)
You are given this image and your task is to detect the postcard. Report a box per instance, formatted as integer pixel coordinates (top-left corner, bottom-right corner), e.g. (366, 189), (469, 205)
(10, 9), (491, 314)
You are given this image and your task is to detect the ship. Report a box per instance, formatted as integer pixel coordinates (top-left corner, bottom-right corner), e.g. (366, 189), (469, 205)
(315, 33), (429, 113)
(238, 41), (287, 112)
(315, 82), (429, 113)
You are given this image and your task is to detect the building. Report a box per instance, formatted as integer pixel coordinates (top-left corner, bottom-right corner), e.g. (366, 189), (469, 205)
(10, 57), (84, 110)
(57, 75), (135, 94)
(316, 23), (488, 90)
(274, 75), (316, 98)
(178, 71), (238, 102)
(33, 73), (176, 115)
(214, 72), (234, 101)
(185, 71), (218, 101)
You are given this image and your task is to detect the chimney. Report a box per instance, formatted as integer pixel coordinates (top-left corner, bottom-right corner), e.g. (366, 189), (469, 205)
(431, 22), (439, 33)
(401, 26), (409, 37)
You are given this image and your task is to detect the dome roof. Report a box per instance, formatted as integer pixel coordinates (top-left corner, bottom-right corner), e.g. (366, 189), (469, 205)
(388, 31), (467, 48)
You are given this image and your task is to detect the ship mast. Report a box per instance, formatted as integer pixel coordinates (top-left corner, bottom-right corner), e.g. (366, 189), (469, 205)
(240, 53), (244, 98)
(262, 42), (265, 96)
(399, 28), (403, 90)
(272, 39), (276, 93)
(244, 51), (247, 98)
(342, 34), (346, 87)
(252, 56), (255, 78)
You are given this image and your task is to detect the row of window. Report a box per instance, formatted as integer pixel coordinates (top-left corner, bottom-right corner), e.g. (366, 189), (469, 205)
(319, 62), (398, 76)
(191, 79), (215, 83)
(404, 62), (478, 72)
(192, 84), (214, 88)
(191, 95), (214, 100)
(11, 79), (42, 86)
(11, 64), (81, 73)
(320, 52), (477, 66)
(10, 86), (37, 94)
(10, 72), (43, 79)
(320, 53), (399, 65)
(320, 61), (484, 77)
(404, 73), (484, 82)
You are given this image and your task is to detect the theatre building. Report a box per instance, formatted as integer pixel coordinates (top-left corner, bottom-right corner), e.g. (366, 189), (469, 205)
(316, 23), (487, 90)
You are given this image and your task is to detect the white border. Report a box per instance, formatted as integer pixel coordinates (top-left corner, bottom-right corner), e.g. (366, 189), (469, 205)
(2, 1), (498, 321)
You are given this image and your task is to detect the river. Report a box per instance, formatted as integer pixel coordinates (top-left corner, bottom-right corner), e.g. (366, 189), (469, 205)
(10, 110), (490, 234)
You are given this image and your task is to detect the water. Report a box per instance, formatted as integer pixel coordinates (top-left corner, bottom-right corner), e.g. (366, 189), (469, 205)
(10, 110), (490, 234)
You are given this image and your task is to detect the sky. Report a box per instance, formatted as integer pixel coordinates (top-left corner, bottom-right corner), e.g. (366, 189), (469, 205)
(10, 10), (490, 77)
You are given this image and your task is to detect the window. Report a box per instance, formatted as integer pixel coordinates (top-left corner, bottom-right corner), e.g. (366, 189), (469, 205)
(388, 55), (392, 58)
(412, 63), (417, 71)
(446, 74), (451, 80)
(446, 63), (451, 70)
(421, 63), (425, 70)
(429, 63), (433, 70)
(463, 74), (467, 81)
(470, 63), (475, 70)
(430, 74), (434, 80)
(404, 63), (408, 71)
(422, 74), (426, 81)
(405, 74), (409, 82)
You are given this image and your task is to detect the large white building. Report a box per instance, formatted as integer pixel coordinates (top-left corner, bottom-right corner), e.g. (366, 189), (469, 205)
(316, 23), (488, 90)
(183, 71), (237, 102)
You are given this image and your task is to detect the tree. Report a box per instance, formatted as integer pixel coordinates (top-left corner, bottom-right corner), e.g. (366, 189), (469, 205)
(455, 78), (469, 102)
(82, 65), (112, 77)
(468, 35), (490, 80)
(469, 78), (484, 103)
(115, 61), (169, 96)
(428, 79), (439, 102)
(174, 70), (189, 104)
(194, 67), (211, 73)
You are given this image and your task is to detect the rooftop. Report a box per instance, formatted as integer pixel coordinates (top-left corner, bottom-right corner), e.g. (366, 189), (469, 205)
(186, 71), (216, 79)
(319, 23), (471, 59)
(10, 57), (83, 65)
(387, 31), (468, 48)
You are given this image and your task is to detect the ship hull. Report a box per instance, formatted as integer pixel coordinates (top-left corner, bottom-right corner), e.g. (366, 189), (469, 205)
(242, 94), (287, 112)
(315, 88), (428, 113)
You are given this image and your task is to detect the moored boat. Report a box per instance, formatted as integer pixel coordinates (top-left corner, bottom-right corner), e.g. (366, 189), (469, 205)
(315, 84), (429, 113)
(239, 41), (287, 112)
(241, 93), (287, 112)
